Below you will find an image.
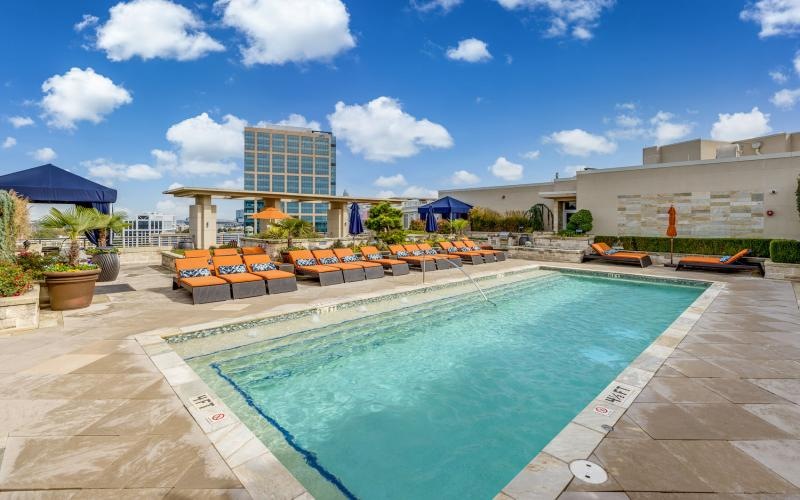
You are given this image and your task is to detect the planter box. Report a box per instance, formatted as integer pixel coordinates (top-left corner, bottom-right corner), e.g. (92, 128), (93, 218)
(764, 260), (800, 281)
(0, 284), (40, 334)
(161, 251), (183, 271)
(507, 246), (585, 263)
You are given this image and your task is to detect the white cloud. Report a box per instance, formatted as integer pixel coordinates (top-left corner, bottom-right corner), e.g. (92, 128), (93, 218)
(505, 54), (514, 64)
(451, 170), (480, 185)
(562, 165), (587, 177)
(376, 190), (397, 198)
(740, 0), (800, 38)
(8, 116), (34, 128)
(770, 69), (789, 83)
(544, 128), (617, 156)
(772, 88), (800, 109)
(649, 111), (693, 145)
(411, 0), (463, 12)
(496, 0), (615, 40)
(216, 177), (244, 189)
(156, 197), (191, 217)
(151, 149), (178, 169)
(374, 174), (408, 187)
(401, 186), (438, 198)
(40, 67), (132, 129)
(710, 107), (772, 141)
(2, 137), (16, 149)
(488, 156), (524, 181)
(521, 150), (541, 160)
(96, 0), (224, 61)
(164, 112), (246, 175)
(167, 182), (184, 190)
(615, 102), (636, 111)
(74, 14), (99, 32)
(795, 51), (800, 75)
(218, 0), (355, 65)
(83, 157), (163, 182)
(328, 96), (453, 162)
(446, 38), (492, 63)
(615, 114), (641, 128)
(256, 113), (321, 130)
(31, 147), (57, 162)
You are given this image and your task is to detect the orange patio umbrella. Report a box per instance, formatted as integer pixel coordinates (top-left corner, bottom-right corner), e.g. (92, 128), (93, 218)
(249, 207), (291, 220)
(666, 205), (677, 266)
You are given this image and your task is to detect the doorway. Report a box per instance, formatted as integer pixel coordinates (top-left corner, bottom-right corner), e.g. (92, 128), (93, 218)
(560, 200), (577, 230)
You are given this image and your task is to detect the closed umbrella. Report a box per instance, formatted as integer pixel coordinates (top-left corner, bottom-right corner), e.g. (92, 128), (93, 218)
(348, 202), (364, 249)
(666, 205), (677, 266)
(424, 209), (437, 233)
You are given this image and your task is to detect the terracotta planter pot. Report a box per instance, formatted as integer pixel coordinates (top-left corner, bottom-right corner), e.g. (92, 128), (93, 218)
(92, 252), (121, 282)
(44, 269), (100, 311)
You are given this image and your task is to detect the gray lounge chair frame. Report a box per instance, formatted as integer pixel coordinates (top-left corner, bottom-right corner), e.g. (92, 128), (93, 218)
(224, 279), (266, 299)
(369, 259), (410, 276)
(676, 259), (762, 274)
(446, 251), (483, 265)
(363, 265), (385, 280)
(296, 267), (345, 286)
(173, 279), (231, 305)
(341, 267), (366, 282)
(394, 255), (437, 272)
(266, 276), (298, 294)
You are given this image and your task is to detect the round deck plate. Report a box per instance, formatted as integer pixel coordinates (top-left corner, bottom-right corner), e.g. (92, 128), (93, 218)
(569, 459), (608, 484)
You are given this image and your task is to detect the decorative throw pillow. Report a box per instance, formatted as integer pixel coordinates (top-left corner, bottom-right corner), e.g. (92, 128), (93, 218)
(396, 250), (409, 257)
(411, 250), (424, 256)
(425, 249), (438, 255)
(342, 255), (360, 262)
(320, 256), (339, 265)
(471, 246), (481, 251)
(251, 262), (277, 272)
(367, 253), (383, 260)
(296, 258), (317, 266)
(719, 255), (730, 263)
(459, 247), (471, 252)
(446, 247), (457, 253)
(179, 267), (211, 278)
(605, 249), (618, 255)
(217, 264), (246, 275)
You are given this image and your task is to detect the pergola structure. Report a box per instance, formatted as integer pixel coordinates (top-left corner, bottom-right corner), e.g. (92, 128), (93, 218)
(164, 186), (428, 249)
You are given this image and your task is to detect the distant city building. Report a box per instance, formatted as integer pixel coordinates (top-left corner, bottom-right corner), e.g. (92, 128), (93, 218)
(243, 124), (336, 233)
(123, 212), (176, 246)
(401, 199), (424, 229)
(235, 209), (244, 224)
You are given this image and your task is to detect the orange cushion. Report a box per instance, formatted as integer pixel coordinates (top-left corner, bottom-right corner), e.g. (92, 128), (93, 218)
(252, 270), (295, 280)
(609, 252), (647, 260)
(725, 249), (750, 264)
(591, 243), (609, 255)
(324, 262), (364, 271)
(680, 256), (723, 264)
(181, 276), (227, 287)
(219, 273), (262, 283)
(298, 265), (340, 274)
(371, 258), (406, 265)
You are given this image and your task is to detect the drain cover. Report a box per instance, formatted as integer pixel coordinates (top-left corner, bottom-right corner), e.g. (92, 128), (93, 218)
(569, 459), (608, 484)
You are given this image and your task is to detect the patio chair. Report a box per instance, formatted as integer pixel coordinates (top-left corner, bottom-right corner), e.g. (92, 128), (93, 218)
(403, 244), (452, 270)
(355, 247), (411, 276)
(676, 249), (762, 274)
(437, 241), (484, 265)
(461, 239), (506, 261)
(312, 249), (378, 280)
(241, 246), (266, 255)
(388, 244), (438, 272)
(242, 254), (298, 294)
(173, 257), (231, 305)
(211, 255), (267, 299)
(212, 247), (239, 257)
(286, 250), (345, 286)
(417, 243), (462, 268)
(453, 240), (497, 263)
(583, 242), (652, 268)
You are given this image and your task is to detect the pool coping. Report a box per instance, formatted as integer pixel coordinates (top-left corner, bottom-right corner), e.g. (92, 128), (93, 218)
(133, 263), (722, 500)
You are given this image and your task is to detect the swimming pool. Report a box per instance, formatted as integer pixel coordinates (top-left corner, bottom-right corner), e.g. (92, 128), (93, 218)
(185, 272), (705, 499)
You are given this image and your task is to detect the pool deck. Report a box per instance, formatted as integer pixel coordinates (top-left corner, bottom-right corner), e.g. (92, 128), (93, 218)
(0, 259), (798, 499)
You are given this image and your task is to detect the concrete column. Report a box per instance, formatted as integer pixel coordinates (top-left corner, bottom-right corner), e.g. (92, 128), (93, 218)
(189, 195), (217, 249)
(327, 201), (347, 238)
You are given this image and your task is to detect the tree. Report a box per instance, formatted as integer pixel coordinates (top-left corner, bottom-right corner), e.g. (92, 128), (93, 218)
(566, 209), (593, 233)
(365, 202), (403, 233)
(39, 207), (105, 267)
(272, 218), (317, 248)
(450, 219), (469, 236)
(96, 212), (129, 247)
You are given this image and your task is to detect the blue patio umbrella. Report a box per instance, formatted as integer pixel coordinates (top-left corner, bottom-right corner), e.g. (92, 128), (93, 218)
(348, 202), (364, 248)
(425, 210), (437, 233)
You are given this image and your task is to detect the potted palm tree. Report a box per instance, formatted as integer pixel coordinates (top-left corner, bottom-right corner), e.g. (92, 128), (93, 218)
(39, 207), (103, 310)
(273, 218), (318, 262)
(88, 211), (129, 282)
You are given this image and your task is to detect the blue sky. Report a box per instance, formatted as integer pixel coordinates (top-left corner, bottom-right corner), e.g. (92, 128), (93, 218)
(1, 0), (799, 219)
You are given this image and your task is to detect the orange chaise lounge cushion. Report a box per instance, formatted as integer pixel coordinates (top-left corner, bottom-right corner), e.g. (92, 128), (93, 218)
(175, 257), (227, 287)
(312, 250), (367, 270)
(590, 242), (613, 255)
(359, 246), (406, 265)
(287, 250), (339, 274)
(242, 255), (295, 280)
(212, 255), (262, 282)
(681, 249), (750, 265)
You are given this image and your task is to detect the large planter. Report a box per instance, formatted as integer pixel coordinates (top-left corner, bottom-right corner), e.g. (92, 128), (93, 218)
(44, 269), (101, 311)
(764, 259), (800, 281)
(92, 252), (121, 282)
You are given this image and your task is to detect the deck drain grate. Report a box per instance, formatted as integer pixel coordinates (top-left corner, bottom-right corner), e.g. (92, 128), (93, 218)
(569, 459), (608, 484)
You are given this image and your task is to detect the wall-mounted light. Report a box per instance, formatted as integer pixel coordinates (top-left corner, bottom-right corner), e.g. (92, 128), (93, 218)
(767, 210), (775, 216)
(770, 189), (777, 195)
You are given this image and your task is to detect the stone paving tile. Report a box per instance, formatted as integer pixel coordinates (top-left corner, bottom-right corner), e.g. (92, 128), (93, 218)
(749, 379), (800, 405)
(636, 378), (728, 403)
(696, 378), (792, 404)
(742, 404), (800, 436)
(663, 358), (739, 378)
(732, 440), (800, 488)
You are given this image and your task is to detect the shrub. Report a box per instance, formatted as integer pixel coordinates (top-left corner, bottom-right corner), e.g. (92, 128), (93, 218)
(770, 239), (800, 263)
(332, 239), (345, 249)
(0, 262), (31, 297)
(567, 209), (593, 233)
(365, 202), (403, 233)
(500, 210), (531, 232)
(594, 235), (773, 258)
(15, 251), (57, 281)
(436, 219), (452, 234)
(469, 207), (502, 232)
(378, 229), (407, 245)
(409, 219), (426, 231)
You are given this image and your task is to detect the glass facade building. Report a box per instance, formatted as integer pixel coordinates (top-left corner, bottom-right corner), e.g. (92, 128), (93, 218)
(243, 125), (336, 233)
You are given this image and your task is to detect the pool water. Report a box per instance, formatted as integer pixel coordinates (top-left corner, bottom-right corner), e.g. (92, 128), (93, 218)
(196, 273), (704, 499)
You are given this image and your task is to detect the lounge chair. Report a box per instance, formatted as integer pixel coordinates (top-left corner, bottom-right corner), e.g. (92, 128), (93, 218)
(313, 249), (382, 280)
(584, 242), (652, 268)
(184, 249), (211, 260)
(403, 244), (452, 270)
(242, 255), (298, 294)
(461, 239), (506, 261)
(452, 240), (497, 263)
(388, 244), (438, 272)
(211, 255), (267, 299)
(417, 243), (462, 267)
(676, 249), (761, 274)
(356, 246), (411, 275)
(241, 246), (266, 255)
(286, 250), (345, 286)
(173, 257), (231, 304)
(437, 241), (484, 265)
(213, 247), (239, 256)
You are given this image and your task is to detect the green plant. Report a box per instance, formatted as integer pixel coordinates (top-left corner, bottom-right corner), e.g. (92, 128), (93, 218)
(45, 262), (98, 272)
(272, 218), (317, 248)
(501, 210), (531, 232)
(378, 229), (407, 245)
(451, 219), (469, 235)
(0, 191), (16, 260)
(593, 235), (773, 258)
(96, 212), (129, 247)
(365, 202), (403, 233)
(409, 219), (426, 231)
(86, 247), (119, 256)
(526, 203), (554, 232)
(567, 209), (593, 233)
(332, 239), (345, 248)
(770, 239), (800, 263)
(796, 175), (800, 223)
(15, 251), (57, 280)
(468, 207), (502, 232)
(0, 262), (31, 297)
(39, 207), (105, 267)
(436, 219), (452, 234)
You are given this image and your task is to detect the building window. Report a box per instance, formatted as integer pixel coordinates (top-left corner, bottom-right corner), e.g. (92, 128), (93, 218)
(286, 155), (299, 174)
(257, 133), (270, 150)
(315, 219), (328, 233)
(300, 215), (313, 224)
(314, 157), (329, 176)
(315, 177), (329, 195)
(301, 176), (313, 194)
(257, 176), (270, 191)
(271, 134), (285, 152)
(316, 202), (329, 213)
(285, 201), (299, 213)
(244, 152), (255, 170)
(244, 173), (255, 190)
(272, 154), (285, 173)
(244, 130), (255, 149)
(286, 175), (299, 193)
(301, 202), (314, 214)
(272, 175), (285, 192)
(301, 156), (314, 175)
(287, 135), (300, 154)
(315, 137), (329, 155)
(301, 136), (314, 155)
(257, 153), (269, 172)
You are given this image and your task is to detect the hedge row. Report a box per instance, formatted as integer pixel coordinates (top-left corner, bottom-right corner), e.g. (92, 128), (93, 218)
(770, 239), (800, 263)
(593, 235), (772, 258)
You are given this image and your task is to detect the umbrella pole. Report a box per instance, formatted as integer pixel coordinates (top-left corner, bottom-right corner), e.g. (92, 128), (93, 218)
(670, 237), (674, 266)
